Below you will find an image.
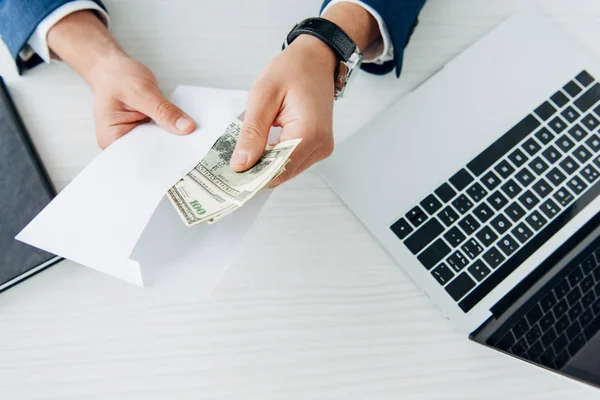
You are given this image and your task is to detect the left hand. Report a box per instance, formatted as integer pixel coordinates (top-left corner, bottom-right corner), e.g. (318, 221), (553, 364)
(229, 34), (337, 188)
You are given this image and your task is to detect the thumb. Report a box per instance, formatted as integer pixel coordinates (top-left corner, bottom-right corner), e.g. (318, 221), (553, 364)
(134, 86), (196, 135)
(230, 84), (281, 171)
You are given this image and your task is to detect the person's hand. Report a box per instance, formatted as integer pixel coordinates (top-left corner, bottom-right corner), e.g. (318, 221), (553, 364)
(230, 2), (380, 187)
(87, 54), (195, 148)
(47, 10), (195, 148)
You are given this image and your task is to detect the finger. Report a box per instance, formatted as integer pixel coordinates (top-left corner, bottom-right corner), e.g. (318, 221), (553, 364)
(268, 147), (319, 188)
(230, 83), (282, 172)
(128, 86), (195, 135)
(97, 121), (145, 149)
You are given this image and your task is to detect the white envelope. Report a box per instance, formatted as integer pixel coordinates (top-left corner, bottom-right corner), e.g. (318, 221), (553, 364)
(17, 86), (268, 296)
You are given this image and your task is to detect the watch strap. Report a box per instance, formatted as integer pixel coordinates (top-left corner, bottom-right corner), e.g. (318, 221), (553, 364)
(285, 17), (356, 62)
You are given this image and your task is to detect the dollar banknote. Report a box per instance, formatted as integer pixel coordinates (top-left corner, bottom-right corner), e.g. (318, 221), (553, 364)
(167, 119), (300, 226)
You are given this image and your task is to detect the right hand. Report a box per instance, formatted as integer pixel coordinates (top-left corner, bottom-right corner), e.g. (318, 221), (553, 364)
(87, 54), (195, 149)
(47, 10), (195, 149)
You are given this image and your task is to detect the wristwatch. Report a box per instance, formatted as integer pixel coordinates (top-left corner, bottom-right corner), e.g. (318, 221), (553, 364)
(283, 17), (363, 99)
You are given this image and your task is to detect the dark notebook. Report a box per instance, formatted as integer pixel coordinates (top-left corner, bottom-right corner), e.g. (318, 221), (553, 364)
(0, 77), (60, 291)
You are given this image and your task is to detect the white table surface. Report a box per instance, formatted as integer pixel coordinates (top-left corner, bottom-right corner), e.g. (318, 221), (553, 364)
(2, 1), (600, 399)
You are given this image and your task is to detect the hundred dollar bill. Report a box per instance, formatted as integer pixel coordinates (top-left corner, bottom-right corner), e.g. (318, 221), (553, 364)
(167, 178), (236, 226)
(188, 119), (301, 206)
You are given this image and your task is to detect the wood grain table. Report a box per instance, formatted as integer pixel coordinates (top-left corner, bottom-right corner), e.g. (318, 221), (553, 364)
(2, 1), (600, 398)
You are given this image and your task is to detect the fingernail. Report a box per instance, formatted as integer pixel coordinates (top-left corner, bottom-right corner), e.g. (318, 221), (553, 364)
(230, 151), (248, 167)
(175, 116), (193, 134)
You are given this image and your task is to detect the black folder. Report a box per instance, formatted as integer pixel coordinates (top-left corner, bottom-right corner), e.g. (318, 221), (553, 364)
(0, 77), (60, 292)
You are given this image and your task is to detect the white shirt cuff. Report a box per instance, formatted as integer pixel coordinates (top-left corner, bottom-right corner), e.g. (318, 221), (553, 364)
(19, 1), (110, 64)
(321, 0), (394, 65)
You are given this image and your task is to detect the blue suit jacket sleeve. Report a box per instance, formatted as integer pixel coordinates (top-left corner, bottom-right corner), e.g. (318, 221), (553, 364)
(0, 0), (107, 73)
(321, 0), (426, 77)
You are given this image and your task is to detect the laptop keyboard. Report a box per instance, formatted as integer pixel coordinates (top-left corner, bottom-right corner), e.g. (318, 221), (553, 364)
(487, 244), (600, 370)
(390, 71), (600, 312)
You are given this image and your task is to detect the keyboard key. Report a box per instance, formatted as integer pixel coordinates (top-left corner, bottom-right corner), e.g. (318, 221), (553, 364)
(582, 291), (596, 309)
(540, 313), (556, 333)
(529, 157), (549, 176)
(553, 333), (568, 355)
(438, 206), (459, 227)
(408, 207), (429, 228)
(526, 325), (542, 344)
(523, 138), (542, 155)
(476, 226), (498, 247)
(568, 124), (588, 142)
(513, 318), (530, 339)
(595, 104), (600, 117)
(576, 71), (595, 87)
(535, 127), (555, 145)
(580, 308), (594, 329)
(435, 183), (456, 203)
(547, 167), (567, 186)
(585, 134), (600, 152)
(593, 298), (600, 314)
(390, 218), (413, 240)
(461, 238), (483, 259)
(567, 176), (587, 195)
(562, 106), (581, 123)
(553, 186), (574, 206)
(431, 263), (454, 285)
(444, 227), (467, 247)
(582, 275), (595, 293)
(539, 346), (556, 367)
(555, 314), (570, 333)
(532, 178), (553, 199)
(498, 234), (519, 257)
(508, 148), (529, 167)
(594, 155), (600, 170)
(551, 90), (569, 107)
(458, 215), (480, 235)
(580, 255), (596, 275)
(511, 339), (528, 357)
(466, 182), (488, 203)
(566, 320), (582, 341)
(568, 333), (586, 356)
(445, 272), (476, 301)
(473, 203), (494, 223)
(519, 190), (540, 210)
(555, 280), (571, 300)
(549, 116), (568, 134)
(449, 169), (474, 191)
(567, 288), (583, 308)
(569, 303), (584, 321)
(446, 250), (469, 272)
(583, 113), (600, 131)
(404, 218), (445, 254)
(488, 191), (508, 211)
(535, 101), (557, 120)
(467, 115), (540, 176)
(542, 145), (562, 164)
(482, 246), (505, 269)
(491, 214), (512, 235)
(541, 292), (557, 313)
(452, 195), (474, 214)
(515, 168), (535, 187)
(501, 179), (522, 199)
(525, 210), (547, 231)
(495, 160), (515, 179)
(420, 194), (442, 215)
(418, 239), (451, 270)
(468, 260), (491, 282)
(556, 135), (575, 153)
(482, 171), (501, 190)
(511, 223), (533, 243)
(581, 164), (600, 184)
(573, 145), (593, 163)
(540, 198), (560, 219)
(574, 82), (600, 112)
(568, 266), (584, 287)
(559, 156), (580, 175)
(565, 80), (583, 97)
(505, 202), (526, 222)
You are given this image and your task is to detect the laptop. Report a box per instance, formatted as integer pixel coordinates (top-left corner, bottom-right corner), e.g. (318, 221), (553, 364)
(319, 10), (600, 388)
(0, 77), (61, 292)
